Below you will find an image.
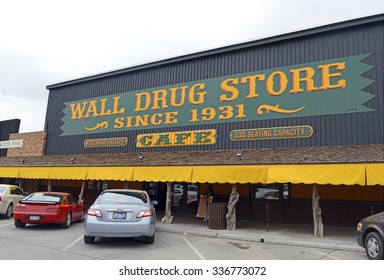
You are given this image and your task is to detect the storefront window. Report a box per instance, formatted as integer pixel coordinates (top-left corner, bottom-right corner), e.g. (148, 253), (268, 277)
(252, 183), (290, 201)
(173, 183), (198, 208)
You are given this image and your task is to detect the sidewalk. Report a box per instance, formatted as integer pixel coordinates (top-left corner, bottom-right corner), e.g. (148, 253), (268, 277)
(156, 212), (364, 253)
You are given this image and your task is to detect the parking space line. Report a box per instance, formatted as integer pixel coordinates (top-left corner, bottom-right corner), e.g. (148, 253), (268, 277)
(0, 222), (13, 228)
(62, 234), (83, 251)
(313, 250), (341, 260)
(182, 235), (206, 260)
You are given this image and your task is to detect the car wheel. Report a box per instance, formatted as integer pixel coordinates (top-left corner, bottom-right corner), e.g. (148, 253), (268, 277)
(145, 234), (155, 244)
(84, 235), (95, 244)
(4, 203), (13, 219)
(365, 232), (384, 260)
(15, 220), (26, 228)
(60, 213), (71, 228)
(79, 210), (85, 222)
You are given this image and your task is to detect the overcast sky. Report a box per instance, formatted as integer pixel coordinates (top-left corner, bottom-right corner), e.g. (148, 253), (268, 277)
(1, 0), (383, 133)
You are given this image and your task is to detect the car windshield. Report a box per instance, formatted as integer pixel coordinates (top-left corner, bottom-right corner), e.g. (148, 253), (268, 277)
(97, 191), (148, 205)
(24, 193), (63, 203)
(0, 186), (6, 193)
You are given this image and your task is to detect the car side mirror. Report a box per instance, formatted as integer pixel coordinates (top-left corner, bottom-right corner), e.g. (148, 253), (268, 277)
(152, 200), (158, 206)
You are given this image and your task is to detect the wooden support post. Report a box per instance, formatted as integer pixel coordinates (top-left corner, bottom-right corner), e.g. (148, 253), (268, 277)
(123, 181), (129, 189)
(312, 184), (324, 237)
(226, 184), (240, 230)
(161, 182), (173, 224)
(78, 181), (85, 204)
(47, 179), (52, 192)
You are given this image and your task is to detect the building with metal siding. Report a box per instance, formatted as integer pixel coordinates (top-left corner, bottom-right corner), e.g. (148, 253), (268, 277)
(1, 14), (383, 227)
(45, 14), (383, 155)
(0, 119), (20, 157)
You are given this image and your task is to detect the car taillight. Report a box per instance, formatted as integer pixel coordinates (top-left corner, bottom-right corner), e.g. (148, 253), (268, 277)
(45, 206), (61, 213)
(87, 208), (103, 218)
(137, 210), (154, 218)
(15, 204), (27, 211)
(0, 196), (2, 202)
(357, 223), (362, 231)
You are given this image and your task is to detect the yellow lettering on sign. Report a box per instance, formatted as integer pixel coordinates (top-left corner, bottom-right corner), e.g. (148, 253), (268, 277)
(241, 74), (265, 99)
(136, 129), (216, 148)
(188, 83), (207, 105)
(134, 83), (207, 112)
(169, 86), (187, 107)
(113, 111), (178, 129)
(134, 92), (151, 112)
(289, 67), (318, 93)
(266, 71), (288, 96)
(152, 89), (168, 110)
(318, 62), (346, 90)
(70, 96), (124, 119)
(220, 78), (239, 101)
(71, 59), (351, 136)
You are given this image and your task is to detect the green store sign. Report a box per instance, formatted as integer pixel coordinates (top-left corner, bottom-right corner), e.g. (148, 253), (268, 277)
(61, 54), (374, 136)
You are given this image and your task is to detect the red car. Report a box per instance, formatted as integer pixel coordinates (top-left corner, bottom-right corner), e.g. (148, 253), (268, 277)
(14, 192), (85, 228)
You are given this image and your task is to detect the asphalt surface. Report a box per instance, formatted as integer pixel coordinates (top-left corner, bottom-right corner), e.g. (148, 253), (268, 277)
(156, 212), (365, 253)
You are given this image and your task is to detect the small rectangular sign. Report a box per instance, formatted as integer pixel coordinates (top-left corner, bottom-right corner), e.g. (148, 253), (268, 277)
(137, 129), (217, 148)
(230, 125), (313, 141)
(0, 140), (23, 149)
(84, 137), (128, 148)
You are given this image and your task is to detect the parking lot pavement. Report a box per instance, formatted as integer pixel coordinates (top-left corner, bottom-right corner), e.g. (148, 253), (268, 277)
(0, 212), (364, 261)
(0, 216), (367, 261)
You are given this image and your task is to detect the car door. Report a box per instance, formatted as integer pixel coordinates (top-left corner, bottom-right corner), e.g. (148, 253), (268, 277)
(67, 194), (82, 221)
(10, 187), (25, 205)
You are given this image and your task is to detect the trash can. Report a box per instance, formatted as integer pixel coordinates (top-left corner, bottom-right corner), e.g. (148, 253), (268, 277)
(208, 202), (227, 230)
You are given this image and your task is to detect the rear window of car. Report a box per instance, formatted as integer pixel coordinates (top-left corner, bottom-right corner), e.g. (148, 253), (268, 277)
(97, 191), (148, 205)
(24, 193), (64, 203)
(0, 186), (6, 193)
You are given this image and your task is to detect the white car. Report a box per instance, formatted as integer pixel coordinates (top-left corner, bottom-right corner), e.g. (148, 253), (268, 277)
(0, 184), (26, 219)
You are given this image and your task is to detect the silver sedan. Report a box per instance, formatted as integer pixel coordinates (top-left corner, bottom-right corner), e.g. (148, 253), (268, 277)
(84, 189), (157, 244)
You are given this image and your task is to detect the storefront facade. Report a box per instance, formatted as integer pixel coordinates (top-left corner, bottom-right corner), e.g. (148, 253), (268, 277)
(1, 14), (383, 227)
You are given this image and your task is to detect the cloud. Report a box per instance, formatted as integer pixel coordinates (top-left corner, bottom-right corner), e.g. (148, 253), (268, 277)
(0, 92), (47, 132)
(0, 0), (383, 133)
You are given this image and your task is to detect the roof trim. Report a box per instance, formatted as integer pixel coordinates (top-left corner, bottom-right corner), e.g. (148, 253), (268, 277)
(46, 13), (383, 90)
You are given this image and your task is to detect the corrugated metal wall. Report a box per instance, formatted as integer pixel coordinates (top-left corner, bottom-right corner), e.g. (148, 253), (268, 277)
(44, 18), (384, 155)
(0, 119), (21, 156)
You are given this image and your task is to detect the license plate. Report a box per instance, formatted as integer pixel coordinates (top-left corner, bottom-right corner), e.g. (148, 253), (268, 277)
(113, 212), (127, 219)
(29, 215), (40, 221)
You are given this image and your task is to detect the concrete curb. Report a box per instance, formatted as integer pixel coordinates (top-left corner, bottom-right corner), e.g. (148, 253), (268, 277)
(156, 225), (365, 253)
